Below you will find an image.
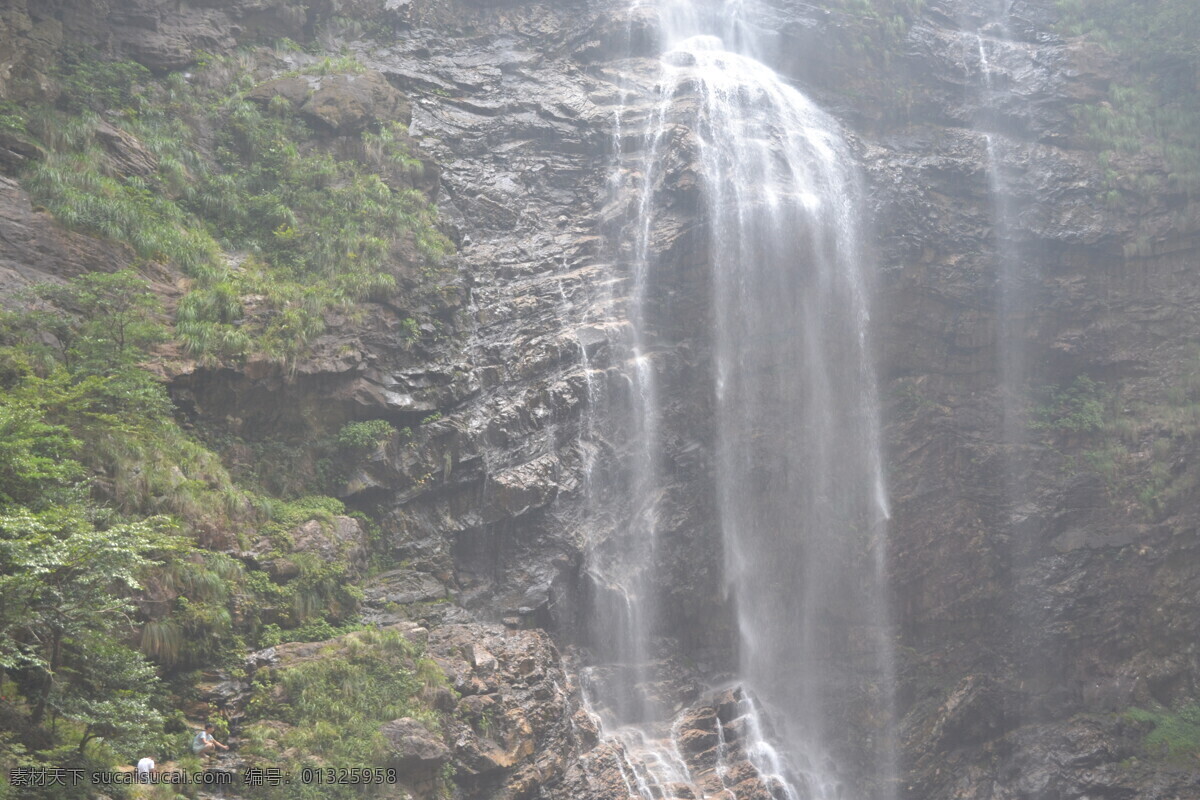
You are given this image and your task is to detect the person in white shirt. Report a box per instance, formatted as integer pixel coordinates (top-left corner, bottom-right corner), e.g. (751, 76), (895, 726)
(136, 756), (155, 782)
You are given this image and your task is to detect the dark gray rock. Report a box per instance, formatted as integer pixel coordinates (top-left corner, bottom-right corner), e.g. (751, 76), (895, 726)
(381, 717), (451, 768)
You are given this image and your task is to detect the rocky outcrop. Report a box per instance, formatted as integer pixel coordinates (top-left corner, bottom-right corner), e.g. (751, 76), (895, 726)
(0, 0), (311, 98)
(175, 0), (1200, 795)
(382, 717), (452, 771)
(94, 119), (158, 177)
(248, 70), (412, 133)
(241, 515), (371, 583)
(355, 2), (1200, 798)
(0, 175), (136, 296)
(236, 621), (586, 800)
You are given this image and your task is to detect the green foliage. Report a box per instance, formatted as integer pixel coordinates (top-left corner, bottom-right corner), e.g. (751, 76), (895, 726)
(1031, 376), (1108, 434)
(232, 495), (365, 635)
(0, 43), (437, 800)
(49, 636), (167, 757)
(283, 55), (368, 77)
(287, 552), (361, 624)
(335, 420), (396, 451)
(826, 0), (926, 71)
(172, 91), (449, 362)
(0, 45), (437, 796)
(0, 265), (293, 724)
(54, 50), (151, 113)
(1124, 704), (1200, 763)
(400, 316), (421, 344)
(24, 149), (223, 278)
(19, 51), (452, 365)
(243, 628), (440, 799)
(0, 507), (178, 758)
(257, 619), (367, 648)
(0, 392), (82, 508)
(257, 495), (345, 530)
(0, 101), (27, 134)
(18, 270), (168, 374)
(0, 271), (255, 525)
(1062, 350), (1200, 520)
(141, 553), (249, 668)
(163, 62), (448, 364)
(1056, 0), (1200, 196)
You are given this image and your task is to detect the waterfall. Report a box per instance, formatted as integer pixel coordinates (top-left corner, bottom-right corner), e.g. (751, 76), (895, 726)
(969, 3), (1028, 509)
(675, 14), (895, 800)
(971, 0), (1057, 745)
(581, 1), (895, 797)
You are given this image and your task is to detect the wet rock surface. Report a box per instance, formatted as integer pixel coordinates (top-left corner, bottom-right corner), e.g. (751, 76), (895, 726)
(374, 0), (1200, 794)
(0, 176), (136, 295)
(248, 70), (412, 133)
(382, 717), (452, 770)
(3, 0), (1200, 798)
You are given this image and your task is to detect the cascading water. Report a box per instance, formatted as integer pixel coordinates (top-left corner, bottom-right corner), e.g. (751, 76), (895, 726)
(682, 18), (895, 800)
(969, 2), (1028, 508)
(970, 0), (1054, 748)
(580, 0), (896, 797)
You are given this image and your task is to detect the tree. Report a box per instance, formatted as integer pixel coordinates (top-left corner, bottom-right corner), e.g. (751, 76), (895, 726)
(48, 635), (165, 757)
(0, 508), (176, 736)
(22, 269), (166, 375)
(0, 395), (82, 508)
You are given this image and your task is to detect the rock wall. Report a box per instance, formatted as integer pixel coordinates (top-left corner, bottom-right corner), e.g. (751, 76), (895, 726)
(3, 0), (1200, 797)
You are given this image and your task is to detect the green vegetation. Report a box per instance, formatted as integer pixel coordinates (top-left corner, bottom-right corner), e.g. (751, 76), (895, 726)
(1056, 0), (1200, 197)
(281, 54), (368, 77)
(0, 276), (184, 795)
(0, 10), (461, 794)
(1031, 375), (1107, 434)
(0, 306), (397, 787)
(335, 420), (397, 451)
(0, 510), (175, 746)
(1, 271), (253, 526)
(1124, 704), (1200, 763)
(55, 47), (152, 113)
(812, 0), (926, 120)
(257, 619), (367, 648)
(242, 628), (448, 799)
(0, 264), (389, 795)
(16, 50), (451, 366)
(829, 0), (927, 61)
(893, 381), (939, 415)
(1038, 353), (1200, 520)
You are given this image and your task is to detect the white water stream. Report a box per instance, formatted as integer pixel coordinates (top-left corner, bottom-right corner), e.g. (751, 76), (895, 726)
(970, 4), (1027, 504)
(580, 1), (896, 797)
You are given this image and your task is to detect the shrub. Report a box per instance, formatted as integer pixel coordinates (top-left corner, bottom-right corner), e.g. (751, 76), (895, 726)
(20, 51), (453, 364)
(1124, 704), (1200, 763)
(1031, 376), (1107, 433)
(1057, 0), (1200, 196)
(335, 420), (396, 451)
(242, 628), (442, 799)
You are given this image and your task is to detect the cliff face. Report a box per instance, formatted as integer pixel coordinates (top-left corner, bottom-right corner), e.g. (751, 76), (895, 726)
(3, 0), (1200, 798)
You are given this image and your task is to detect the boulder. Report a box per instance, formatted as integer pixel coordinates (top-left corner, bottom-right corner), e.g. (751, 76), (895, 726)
(0, 177), (135, 299)
(245, 515), (368, 582)
(249, 70), (411, 134)
(364, 567), (450, 606)
(252, 623), (427, 678)
(0, 130), (44, 174)
(291, 516), (369, 572)
(381, 717), (450, 769)
(245, 75), (313, 108)
(301, 72), (410, 132)
(95, 120), (157, 177)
